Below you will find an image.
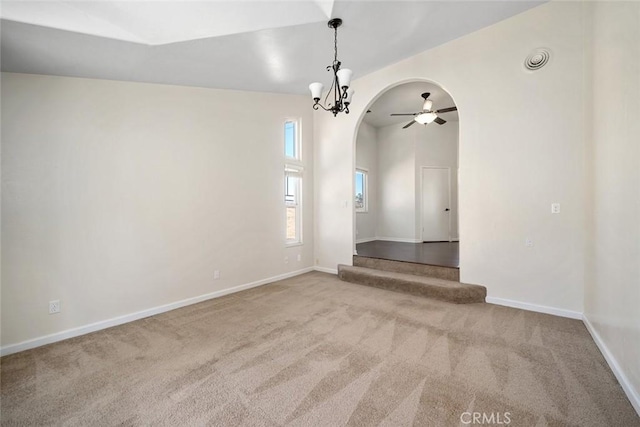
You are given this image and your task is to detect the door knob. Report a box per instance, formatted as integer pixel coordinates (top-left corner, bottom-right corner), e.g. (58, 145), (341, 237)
(445, 208), (450, 211)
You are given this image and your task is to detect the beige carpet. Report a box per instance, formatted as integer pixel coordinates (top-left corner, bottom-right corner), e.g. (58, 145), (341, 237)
(1, 272), (638, 426)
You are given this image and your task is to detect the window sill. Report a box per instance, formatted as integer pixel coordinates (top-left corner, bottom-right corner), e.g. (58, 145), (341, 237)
(285, 242), (304, 248)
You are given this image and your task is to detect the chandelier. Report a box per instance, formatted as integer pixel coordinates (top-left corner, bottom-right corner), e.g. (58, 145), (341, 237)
(309, 18), (354, 116)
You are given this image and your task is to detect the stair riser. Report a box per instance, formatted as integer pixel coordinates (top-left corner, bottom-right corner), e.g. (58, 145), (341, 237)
(338, 269), (485, 304)
(353, 256), (460, 281)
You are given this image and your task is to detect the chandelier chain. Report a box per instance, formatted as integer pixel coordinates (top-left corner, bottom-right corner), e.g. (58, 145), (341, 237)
(333, 26), (338, 64)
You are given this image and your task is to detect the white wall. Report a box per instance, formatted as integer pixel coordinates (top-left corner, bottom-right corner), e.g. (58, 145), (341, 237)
(314, 1), (588, 314)
(1, 73), (314, 348)
(355, 121), (377, 242)
(369, 120), (459, 242)
(585, 1), (640, 412)
(376, 123), (417, 241)
(415, 122), (459, 241)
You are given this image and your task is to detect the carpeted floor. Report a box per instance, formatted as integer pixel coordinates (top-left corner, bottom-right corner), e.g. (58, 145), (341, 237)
(1, 272), (638, 426)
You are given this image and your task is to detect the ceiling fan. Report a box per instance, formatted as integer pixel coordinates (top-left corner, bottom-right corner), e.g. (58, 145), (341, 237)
(390, 92), (457, 129)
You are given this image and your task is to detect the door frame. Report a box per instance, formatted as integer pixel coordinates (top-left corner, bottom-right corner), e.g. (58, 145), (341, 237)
(420, 166), (452, 242)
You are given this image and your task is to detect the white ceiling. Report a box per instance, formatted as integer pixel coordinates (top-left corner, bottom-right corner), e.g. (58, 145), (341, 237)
(0, 1), (544, 95)
(0, 1), (336, 45)
(363, 81), (458, 128)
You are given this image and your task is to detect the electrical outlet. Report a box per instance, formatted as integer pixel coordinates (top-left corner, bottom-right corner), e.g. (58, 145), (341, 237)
(297, 254), (301, 262)
(214, 270), (220, 280)
(49, 300), (60, 314)
(551, 203), (561, 214)
(525, 238), (534, 247)
(284, 256), (289, 264)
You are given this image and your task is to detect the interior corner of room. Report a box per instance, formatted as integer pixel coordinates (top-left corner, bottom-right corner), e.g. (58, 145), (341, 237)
(1, 0), (639, 422)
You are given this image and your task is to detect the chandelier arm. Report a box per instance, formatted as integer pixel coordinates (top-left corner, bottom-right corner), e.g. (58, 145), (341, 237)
(334, 67), (341, 112)
(313, 102), (331, 112)
(324, 71), (335, 107)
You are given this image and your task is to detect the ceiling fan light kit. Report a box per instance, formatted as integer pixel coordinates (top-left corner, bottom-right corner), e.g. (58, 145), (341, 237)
(415, 112), (438, 125)
(308, 18), (354, 116)
(390, 92), (458, 129)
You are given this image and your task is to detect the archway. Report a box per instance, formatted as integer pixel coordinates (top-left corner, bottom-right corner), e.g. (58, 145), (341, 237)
(352, 79), (460, 270)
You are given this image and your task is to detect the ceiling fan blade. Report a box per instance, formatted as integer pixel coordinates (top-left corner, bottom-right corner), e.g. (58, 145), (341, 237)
(434, 117), (447, 125)
(390, 113), (418, 116)
(402, 120), (416, 129)
(435, 106), (457, 113)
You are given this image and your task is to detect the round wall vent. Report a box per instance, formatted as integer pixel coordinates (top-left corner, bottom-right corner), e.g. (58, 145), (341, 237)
(524, 48), (551, 71)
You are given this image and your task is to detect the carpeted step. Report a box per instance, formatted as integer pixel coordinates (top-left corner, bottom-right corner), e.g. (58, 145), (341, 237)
(338, 265), (486, 304)
(353, 255), (460, 281)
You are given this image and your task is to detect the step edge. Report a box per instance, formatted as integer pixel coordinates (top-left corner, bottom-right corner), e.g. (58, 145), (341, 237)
(353, 255), (460, 270)
(338, 268), (486, 304)
(338, 264), (486, 292)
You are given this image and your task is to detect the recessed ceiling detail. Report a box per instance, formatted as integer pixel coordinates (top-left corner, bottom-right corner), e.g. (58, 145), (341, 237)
(0, 1), (335, 45)
(524, 48), (551, 71)
(1, 1), (546, 95)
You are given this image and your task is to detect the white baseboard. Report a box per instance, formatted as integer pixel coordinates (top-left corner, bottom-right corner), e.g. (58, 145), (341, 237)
(0, 267), (315, 357)
(485, 296), (583, 319)
(583, 315), (640, 415)
(375, 237), (422, 244)
(313, 266), (338, 275)
(355, 237), (377, 244)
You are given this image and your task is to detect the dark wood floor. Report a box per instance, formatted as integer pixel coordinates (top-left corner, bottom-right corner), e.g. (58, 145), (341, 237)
(356, 240), (459, 268)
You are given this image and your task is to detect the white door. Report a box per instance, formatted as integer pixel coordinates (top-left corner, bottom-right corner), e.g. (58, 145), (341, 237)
(421, 167), (451, 242)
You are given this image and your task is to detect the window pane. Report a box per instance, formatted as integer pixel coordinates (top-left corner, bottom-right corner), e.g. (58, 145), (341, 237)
(286, 207), (297, 240)
(355, 171), (365, 210)
(285, 175), (298, 204)
(285, 121), (296, 158)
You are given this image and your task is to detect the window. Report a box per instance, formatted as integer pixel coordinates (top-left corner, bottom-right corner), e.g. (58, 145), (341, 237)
(355, 168), (368, 212)
(285, 166), (302, 244)
(284, 119), (302, 245)
(284, 120), (300, 160)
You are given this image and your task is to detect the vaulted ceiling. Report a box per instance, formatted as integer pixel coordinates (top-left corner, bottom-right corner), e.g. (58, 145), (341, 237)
(1, 1), (544, 95)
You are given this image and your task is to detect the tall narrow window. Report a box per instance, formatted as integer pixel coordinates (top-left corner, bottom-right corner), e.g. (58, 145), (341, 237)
(285, 166), (302, 244)
(284, 120), (300, 161)
(355, 168), (368, 212)
(284, 119), (302, 244)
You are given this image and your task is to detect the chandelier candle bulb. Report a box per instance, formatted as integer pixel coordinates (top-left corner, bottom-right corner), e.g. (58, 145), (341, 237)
(309, 82), (323, 101)
(337, 68), (353, 90)
(345, 87), (355, 105)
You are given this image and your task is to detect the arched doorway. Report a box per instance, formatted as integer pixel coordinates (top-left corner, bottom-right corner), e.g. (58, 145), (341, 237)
(352, 80), (460, 269)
